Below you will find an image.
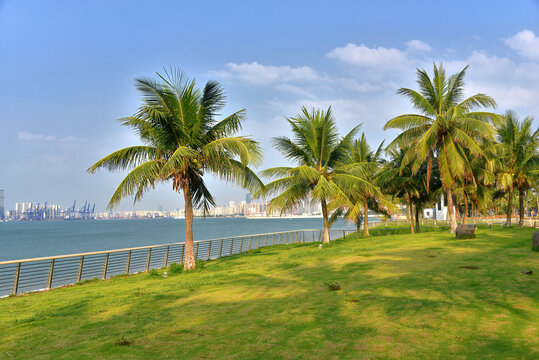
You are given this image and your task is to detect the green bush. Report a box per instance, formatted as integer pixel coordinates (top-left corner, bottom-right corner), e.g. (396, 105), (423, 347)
(148, 269), (161, 278)
(168, 262), (183, 275)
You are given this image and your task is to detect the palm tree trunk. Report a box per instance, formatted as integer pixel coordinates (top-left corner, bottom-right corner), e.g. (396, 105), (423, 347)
(321, 199), (330, 244)
(506, 187), (513, 228)
(356, 214), (362, 237)
(447, 189), (457, 233)
(363, 200), (370, 236)
(415, 205), (420, 233)
(183, 184), (196, 270)
(463, 194), (468, 225)
(406, 193), (414, 234)
(518, 189), (524, 228)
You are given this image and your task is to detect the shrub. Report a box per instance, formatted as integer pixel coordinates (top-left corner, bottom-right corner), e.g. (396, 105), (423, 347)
(148, 269), (161, 278)
(168, 262), (183, 275)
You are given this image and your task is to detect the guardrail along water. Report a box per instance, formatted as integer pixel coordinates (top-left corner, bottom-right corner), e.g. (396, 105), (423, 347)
(1, 229), (347, 297)
(0, 221), (520, 297)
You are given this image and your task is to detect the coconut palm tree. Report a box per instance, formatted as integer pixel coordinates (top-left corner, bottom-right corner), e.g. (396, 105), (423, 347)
(88, 68), (263, 269)
(495, 110), (539, 227)
(384, 63), (499, 232)
(258, 107), (377, 244)
(378, 147), (440, 233)
(337, 134), (389, 236)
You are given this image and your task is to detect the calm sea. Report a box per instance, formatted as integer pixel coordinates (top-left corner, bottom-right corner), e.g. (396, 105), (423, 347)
(0, 217), (369, 261)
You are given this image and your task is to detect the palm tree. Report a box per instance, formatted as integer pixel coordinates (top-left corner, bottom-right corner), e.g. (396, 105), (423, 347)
(88, 68), (263, 269)
(378, 147), (438, 234)
(258, 107), (377, 244)
(338, 134), (389, 236)
(495, 110), (538, 227)
(455, 142), (496, 223)
(384, 63), (499, 232)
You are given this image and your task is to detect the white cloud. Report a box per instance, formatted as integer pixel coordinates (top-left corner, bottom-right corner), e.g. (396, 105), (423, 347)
(503, 30), (539, 60)
(443, 50), (539, 110)
(213, 61), (320, 85)
(275, 84), (317, 98)
(327, 43), (408, 69)
(18, 131), (79, 142)
(406, 40), (431, 53)
(18, 131), (56, 141)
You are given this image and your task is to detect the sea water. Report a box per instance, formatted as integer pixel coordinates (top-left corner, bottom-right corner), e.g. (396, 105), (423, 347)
(0, 217), (376, 261)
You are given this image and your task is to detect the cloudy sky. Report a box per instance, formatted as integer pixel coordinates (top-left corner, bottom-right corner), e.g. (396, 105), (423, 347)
(1, 0), (538, 211)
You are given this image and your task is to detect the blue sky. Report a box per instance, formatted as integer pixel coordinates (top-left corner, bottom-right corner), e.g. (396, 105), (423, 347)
(1, 0), (538, 211)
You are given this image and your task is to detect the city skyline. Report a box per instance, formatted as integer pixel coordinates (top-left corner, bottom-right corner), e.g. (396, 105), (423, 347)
(1, 1), (538, 211)
(2, 192), (321, 220)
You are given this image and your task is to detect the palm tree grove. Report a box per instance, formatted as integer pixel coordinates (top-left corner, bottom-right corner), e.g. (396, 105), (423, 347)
(89, 64), (538, 271)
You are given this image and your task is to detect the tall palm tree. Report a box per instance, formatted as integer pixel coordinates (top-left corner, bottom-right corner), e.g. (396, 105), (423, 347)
(88, 68), (263, 269)
(495, 110), (538, 227)
(384, 63), (499, 232)
(258, 107), (376, 244)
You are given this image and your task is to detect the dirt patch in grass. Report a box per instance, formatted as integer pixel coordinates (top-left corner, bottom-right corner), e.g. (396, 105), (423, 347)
(459, 266), (480, 269)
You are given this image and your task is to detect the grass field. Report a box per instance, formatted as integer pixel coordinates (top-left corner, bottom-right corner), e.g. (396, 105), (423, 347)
(0, 227), (537, 359)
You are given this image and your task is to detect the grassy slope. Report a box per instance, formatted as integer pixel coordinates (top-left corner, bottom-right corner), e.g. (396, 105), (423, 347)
(0, 228), (537, 359)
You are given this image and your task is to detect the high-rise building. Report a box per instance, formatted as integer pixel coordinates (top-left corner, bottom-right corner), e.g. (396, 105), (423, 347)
(0, 189), (4, 220)
(246, 193), (252, 204)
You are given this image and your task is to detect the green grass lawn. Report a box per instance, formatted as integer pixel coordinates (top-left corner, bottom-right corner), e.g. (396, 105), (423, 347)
(1, 227), (537, 359)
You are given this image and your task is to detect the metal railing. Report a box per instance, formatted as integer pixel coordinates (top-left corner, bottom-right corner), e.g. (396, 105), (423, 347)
(0, 221), (524, 298)
(0, 229), (355, 297)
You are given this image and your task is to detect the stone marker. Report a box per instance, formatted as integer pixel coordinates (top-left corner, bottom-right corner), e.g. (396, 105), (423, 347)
(456, 224), (476, 239)
(533, 232), (539, 251)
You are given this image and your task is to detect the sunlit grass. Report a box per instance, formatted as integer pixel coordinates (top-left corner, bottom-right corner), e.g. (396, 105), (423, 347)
(0, 227), (537, 359)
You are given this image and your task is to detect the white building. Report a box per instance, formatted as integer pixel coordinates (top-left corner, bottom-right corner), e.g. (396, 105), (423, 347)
(423, 194), (448, 220)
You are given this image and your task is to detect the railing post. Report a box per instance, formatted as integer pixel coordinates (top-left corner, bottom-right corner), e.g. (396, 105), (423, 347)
(312, 231), (315, 242)
(230, 238), (234, 255)
(164, 246), (170, 267)
(239, 237), (244, 253)
(265, 234), (268, 246)
(126, 250), (131, 274)
(102, 253), (109, 280)
(248, 236), (253, 250)
(77, 256), (84, 282)
(47, 259), (55, 289)
(195, 243), (199, 260)
(296, 231), (299, 243)
(343, 230), (345, 239)
(302, 230), (305, 243)
(12, 262), (21, 295)
(219, 239), (223, 258)
(272, 234), (275, 245)
(145, 248), (152, 272)
(279, 233), (282, 244)
(180, 244), (185, 264)
(319, 230), (322, 242)
(207, 241), (212, 260)
(257, 235), (261, 248)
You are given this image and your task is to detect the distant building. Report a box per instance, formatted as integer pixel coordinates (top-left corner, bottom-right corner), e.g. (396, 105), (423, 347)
(0, 189), (4, 220)
(246, 193), (252, 204)
(423, 194), (448, 220)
